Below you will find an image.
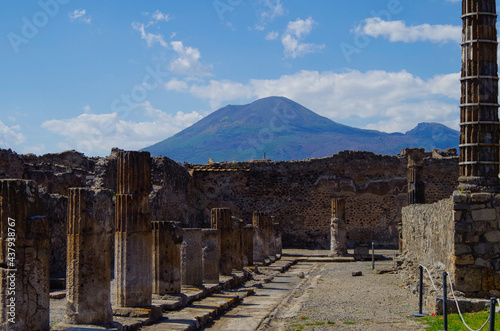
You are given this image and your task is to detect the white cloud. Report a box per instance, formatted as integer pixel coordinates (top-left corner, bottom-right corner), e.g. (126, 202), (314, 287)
(282, 17), (325, 58)
(357, 17), (461, 43)
(152, 10), (171, 22)
(0, 120), (26, 147)
(132, 22), (168, 47)
(265, 31), (279, 40)
(165, 78), (189, 92)
(41, 102), (203, 156)
(69, 9), (91, 24)
(256, 0), (286, 29)
(83, 105), (91, 114)
(169, 41), (213, 77)
(175, 69), (460, 133)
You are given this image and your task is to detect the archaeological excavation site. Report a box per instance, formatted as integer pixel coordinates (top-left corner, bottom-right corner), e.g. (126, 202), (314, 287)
(2, 0), (500, 330)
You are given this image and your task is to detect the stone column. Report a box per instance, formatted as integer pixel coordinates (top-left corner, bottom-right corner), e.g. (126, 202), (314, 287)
(330, 198), (348, 257)
(231, 218), (244, 270)
(211, 208), (233, 275)
(273, 220), (282, 258)
(0, 180), (49, 331)
(268, 216), (277, 260)
(152, 221), (183, 295)
(403, 148), (426, 204)
(242, 225), (254, 266)
(66, 188), (114, 325)
(202, 229), (220, 284)
(115, 151), (152, 307)
(181, 229), (203, 286)
(253, 211), (270, 263)
(459, 0), (500, 192)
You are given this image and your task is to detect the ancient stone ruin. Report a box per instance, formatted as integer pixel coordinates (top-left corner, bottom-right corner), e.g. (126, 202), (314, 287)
(401, 0), (500, 300)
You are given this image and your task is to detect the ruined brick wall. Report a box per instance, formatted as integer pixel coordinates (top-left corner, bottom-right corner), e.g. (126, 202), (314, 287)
(188, 151), (459, 248)
(189, 152), (407, 248)
(423, 155), (459, 204)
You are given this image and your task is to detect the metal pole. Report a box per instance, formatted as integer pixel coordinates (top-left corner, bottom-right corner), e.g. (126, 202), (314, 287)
(413, 265), (429, 317)
(371, 241), (375, 270)
(443, 271), (448, 331)
(490, 298), (496, 331)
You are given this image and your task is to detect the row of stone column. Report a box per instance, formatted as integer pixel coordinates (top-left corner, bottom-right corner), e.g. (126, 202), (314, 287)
(0, 151), (283, 330)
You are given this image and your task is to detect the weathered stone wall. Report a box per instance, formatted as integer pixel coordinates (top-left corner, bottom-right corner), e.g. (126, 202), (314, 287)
(402, 192), (500, 298)
(0, 148), (459, 251)
(188, 151), (458, 248)
(401, 197), (455, 278)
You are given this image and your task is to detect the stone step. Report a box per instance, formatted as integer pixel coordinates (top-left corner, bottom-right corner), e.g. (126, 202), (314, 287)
(141, 288), (255, 330)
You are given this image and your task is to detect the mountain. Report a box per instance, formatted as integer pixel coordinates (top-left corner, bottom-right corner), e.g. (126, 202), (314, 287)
(143, 96), (459, 163)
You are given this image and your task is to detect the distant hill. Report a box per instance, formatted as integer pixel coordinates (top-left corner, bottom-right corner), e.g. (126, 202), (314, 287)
(143, 96), (459, 163)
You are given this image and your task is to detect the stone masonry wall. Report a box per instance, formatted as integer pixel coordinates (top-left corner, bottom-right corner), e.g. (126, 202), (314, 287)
(401, 197), (455, 278)
(0, 148), (459, 253)
(189, 151), (458, 248)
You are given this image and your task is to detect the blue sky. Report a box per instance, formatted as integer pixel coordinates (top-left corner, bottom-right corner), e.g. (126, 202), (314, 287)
(0, 0), (468, 156)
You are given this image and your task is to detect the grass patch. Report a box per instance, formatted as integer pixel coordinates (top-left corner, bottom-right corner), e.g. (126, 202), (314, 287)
(343, 321), (356, 325)
(420, 310), (499, 331)
(327, 320), (335, 324)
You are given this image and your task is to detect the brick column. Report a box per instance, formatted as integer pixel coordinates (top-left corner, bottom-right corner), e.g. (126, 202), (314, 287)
(181, 229), (203, 286)
(211, 208), (233, 275)
(404, 148), (426, 204)
(0, 180), (49, 330)
(152, 221), (183, 295)
(202, 229), (220, 284)
(459, 0), (500, 191)
(330, 198), (347, 257)
(115, 151), (152, 307)
(66, 188), (114, 324)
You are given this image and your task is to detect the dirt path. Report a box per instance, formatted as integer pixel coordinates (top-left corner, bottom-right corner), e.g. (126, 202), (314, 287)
(260, 260), (426, 331)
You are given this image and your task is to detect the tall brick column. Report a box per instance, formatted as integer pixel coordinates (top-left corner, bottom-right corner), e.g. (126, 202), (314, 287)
(115, 151), (152, 307)
(459, 0), (500, 191)
(211, 208), (233, 275)
(0, 180), (49, 330)
(66, 188), (114, 324)
(152, 221), (183, 295)
(330, 198), (347, 257)
(232, 217), (244, 270)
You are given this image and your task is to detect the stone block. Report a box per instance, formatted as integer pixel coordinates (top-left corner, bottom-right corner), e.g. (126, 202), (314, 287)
(452, 192), (468, 204)
(475, 258), (491, 268)
(465, 235), (480, 244)
(474, 242), (492, 255)
(454, 267), (482, 293)
(202, 229), (220, 284)
(455, 254), (474, 265)
(152, 221), (183, 295)
(471, 208), (496, 221)
(455, 244), (472, 255)
(470, 193), (494, 203)
(485, 230), (500, 242)
(242, 225), (254, 266)
(454, 210), (463, 221)
(181, 229), (203, 286)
